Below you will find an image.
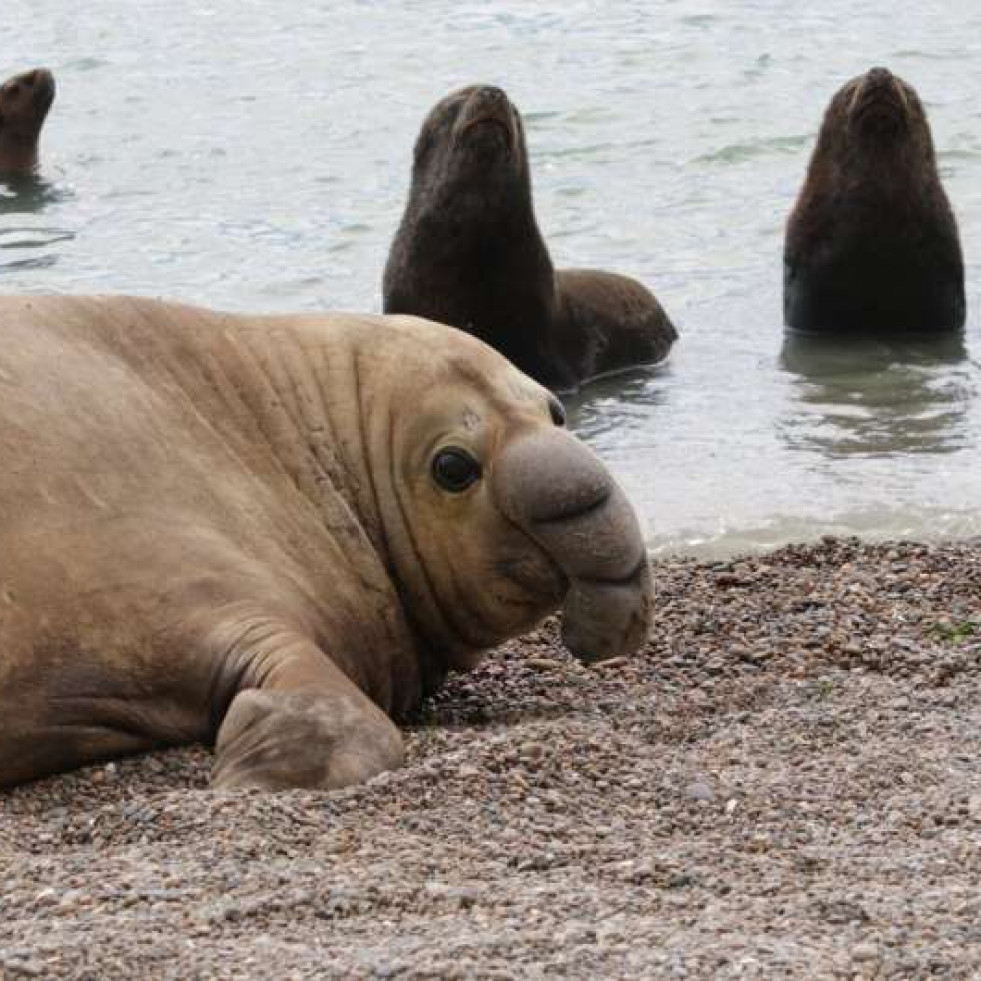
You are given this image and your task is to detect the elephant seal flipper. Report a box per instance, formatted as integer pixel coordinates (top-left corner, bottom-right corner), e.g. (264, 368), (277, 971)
(0, 68), (55, 174)
(784, 66), (964, 335)
(210, 628), (402, 791)
(383, 85), (676, 392)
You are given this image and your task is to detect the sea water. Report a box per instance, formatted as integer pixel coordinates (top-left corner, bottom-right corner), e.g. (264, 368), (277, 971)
(3, 0), (981, 556)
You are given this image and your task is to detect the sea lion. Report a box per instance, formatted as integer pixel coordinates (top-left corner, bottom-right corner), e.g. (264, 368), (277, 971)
(0, 295), (653, 791)
(784, 67), (965, 334)
(0, 68), (55, 174)
(383, 85), (677, 393)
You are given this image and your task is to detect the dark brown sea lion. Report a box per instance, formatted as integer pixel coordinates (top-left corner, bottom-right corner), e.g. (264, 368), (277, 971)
(383, 85), (677, 393)
(784, 67), (965, 334)
(0, 68), (55, 174)
(0, 295), (653, 791)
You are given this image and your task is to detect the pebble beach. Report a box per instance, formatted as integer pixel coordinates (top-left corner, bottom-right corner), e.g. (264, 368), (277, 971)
(5, 2), (981, 978)
(2, 536), (979, 980)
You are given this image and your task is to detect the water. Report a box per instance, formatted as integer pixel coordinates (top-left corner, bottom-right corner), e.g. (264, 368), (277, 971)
(4, 0), (981, 557)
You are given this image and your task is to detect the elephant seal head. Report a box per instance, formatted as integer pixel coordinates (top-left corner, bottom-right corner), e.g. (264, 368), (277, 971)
(344, 314), (654, 669)
(0, 68), (56, 174)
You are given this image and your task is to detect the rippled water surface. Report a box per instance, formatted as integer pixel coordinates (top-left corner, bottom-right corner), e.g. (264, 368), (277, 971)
(4, 0), (981, 556)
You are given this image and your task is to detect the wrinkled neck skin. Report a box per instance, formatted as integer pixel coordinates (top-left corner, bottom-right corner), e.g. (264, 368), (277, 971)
(226, 320), (522, 701)
(85, 305), (454, 716)
(319, 336), (553, 673)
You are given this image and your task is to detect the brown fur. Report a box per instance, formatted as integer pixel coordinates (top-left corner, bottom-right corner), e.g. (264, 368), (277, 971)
(0, 295), (653, 789)
(784, 67), (964, 334)
(0, 68), (55, 174)
(383, 85), (677, 393)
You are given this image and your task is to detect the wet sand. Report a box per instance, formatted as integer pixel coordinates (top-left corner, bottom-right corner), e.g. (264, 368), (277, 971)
(1, 537), (980, 980)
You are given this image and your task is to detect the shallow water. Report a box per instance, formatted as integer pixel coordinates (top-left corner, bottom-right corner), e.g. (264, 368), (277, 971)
(4, 0), (981, 556)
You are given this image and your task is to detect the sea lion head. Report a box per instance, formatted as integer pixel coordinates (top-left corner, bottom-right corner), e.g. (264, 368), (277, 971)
(818, 67), (935, 174)
(0, 67), (56, 173)
(409, 84), (531, 206)
(349, 315), (653, 668)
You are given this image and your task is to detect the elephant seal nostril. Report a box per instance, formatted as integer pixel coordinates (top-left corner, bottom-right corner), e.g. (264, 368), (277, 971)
(535, 486), (611, 525)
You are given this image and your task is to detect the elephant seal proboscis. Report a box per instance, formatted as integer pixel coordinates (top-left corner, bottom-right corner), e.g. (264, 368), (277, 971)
(383, 85), (678, 393)
(784, 67), (965, 335)
(0, 295), (654, 790)
(0, 68), (55, 174)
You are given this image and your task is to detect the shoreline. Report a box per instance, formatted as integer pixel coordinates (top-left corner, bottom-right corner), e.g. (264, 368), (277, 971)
(646, 526), (981, 564)
(2, 536), (980, 979)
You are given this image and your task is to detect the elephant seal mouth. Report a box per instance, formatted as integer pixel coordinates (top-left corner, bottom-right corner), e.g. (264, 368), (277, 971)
(560, 552), (653, 664)
(498, 554), (567, 604)
(500, 499), (652, 664)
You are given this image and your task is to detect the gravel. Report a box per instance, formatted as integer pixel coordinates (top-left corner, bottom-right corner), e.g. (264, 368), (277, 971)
(2, 536), (981, 979)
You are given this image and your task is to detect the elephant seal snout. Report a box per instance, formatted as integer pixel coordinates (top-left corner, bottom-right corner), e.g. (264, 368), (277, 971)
(493, 430), (653, 662)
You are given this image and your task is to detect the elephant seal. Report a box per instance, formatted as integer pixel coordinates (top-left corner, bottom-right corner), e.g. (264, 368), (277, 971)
(0, 68), (55, 174)
(784, 67), (965, 334)
(383, 85), (677, 393)
(0, 295), (653, 791)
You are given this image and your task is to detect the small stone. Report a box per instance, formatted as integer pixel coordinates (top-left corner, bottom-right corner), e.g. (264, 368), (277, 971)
(9, 962), (44, 978)
(684, 781), (715, 802)
(851, 942), (879, 963)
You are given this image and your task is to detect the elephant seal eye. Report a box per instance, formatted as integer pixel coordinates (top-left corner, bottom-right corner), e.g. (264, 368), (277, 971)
(548, 395), (566, 427)
(432, 447), (482, 493)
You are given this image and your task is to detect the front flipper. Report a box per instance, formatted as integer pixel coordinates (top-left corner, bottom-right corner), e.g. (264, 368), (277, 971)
(210, 629), (402, 791)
